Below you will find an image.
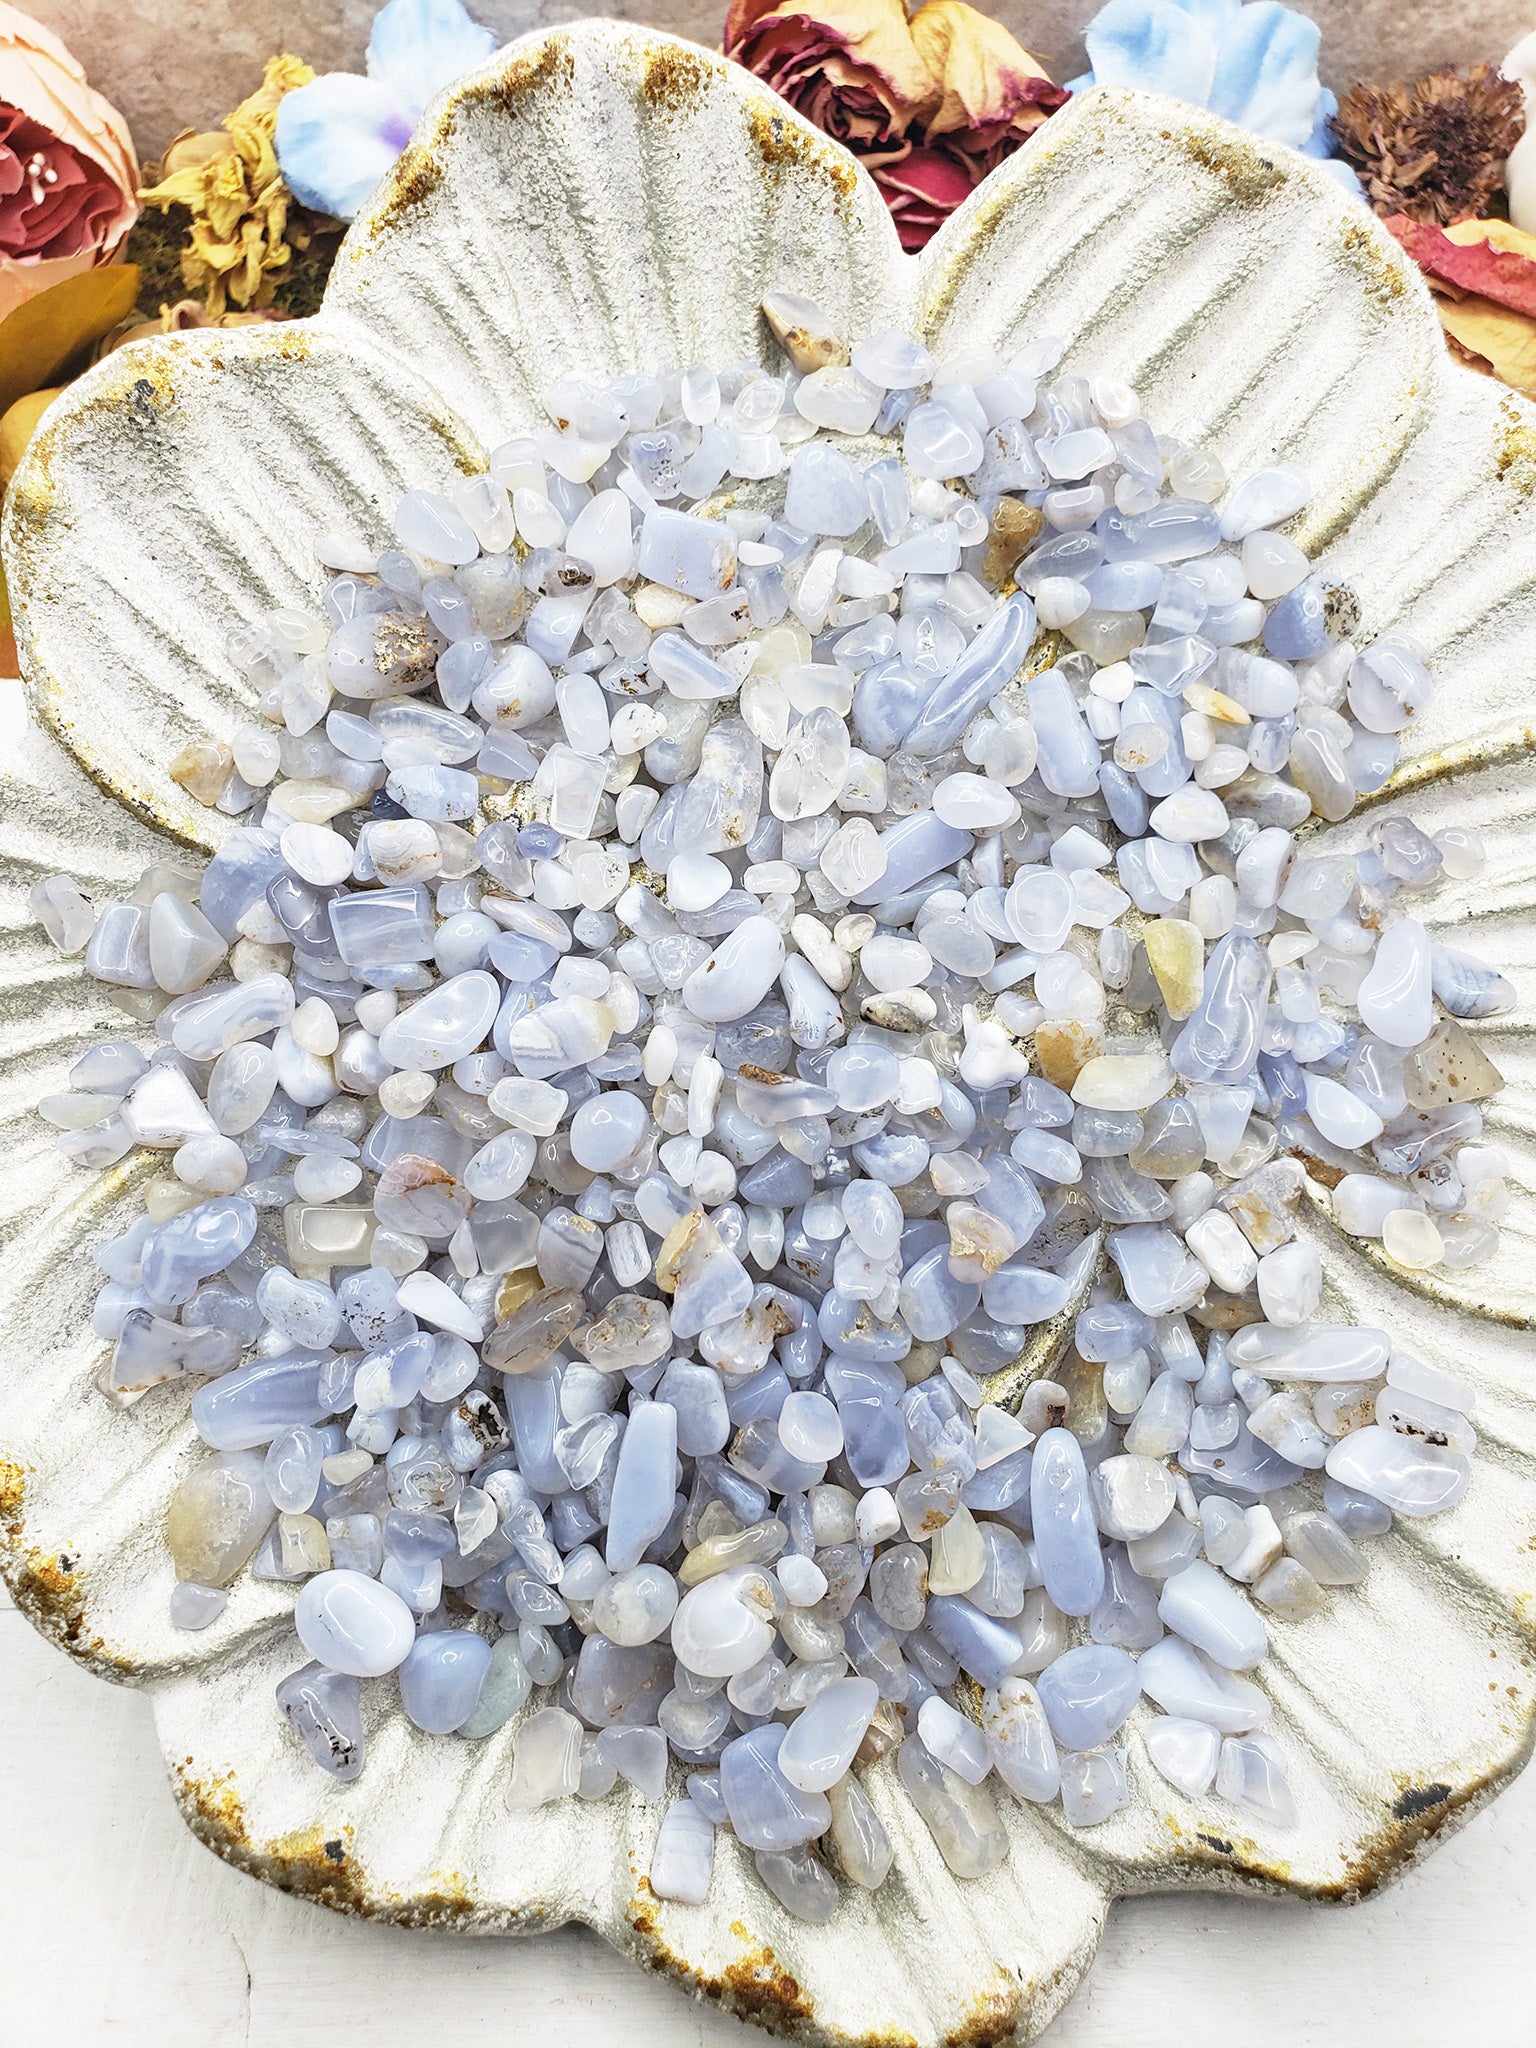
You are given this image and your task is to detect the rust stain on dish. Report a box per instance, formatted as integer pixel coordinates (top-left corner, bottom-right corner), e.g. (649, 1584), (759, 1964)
(630, 1881), (1033, 2046)
(1336, 212), (1411, 313)
(367, 140), (448, 239)
(0, 1456), (23, 1538)
(174, 1761), (491, 1927)
(1332, 1771), (1496, 1898)
(0, 1467), (131, 1674)
(629, 1899), (821, 2037)
(1495, 400), (1536, 493)
(371, 37), (584, 240)
(942, 1983), (1026, 2048)
(1157, 1756), (1527, 1904)
(640, 41), (715, 117)
(1359, 724), (1536, 816)
(748, 103), (859, 198)
(1175, 128), (1285, 207)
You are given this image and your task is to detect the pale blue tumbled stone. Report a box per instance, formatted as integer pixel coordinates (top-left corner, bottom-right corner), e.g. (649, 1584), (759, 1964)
(1158, 1561), (1268, 1670)
(720, 1723), (832, 1849)
(141, 1197), (258, 1308)
(925, 1593), (1027, 1688)
(784, 443), (870, 538)
(295, 1568), (416, 1677)
(824, 1355), (909, 1486)
(852, 813), (973, 905)
(329, 883), (436, 966)
(1030, 1427), (1105, 1616)
(191, 1352), (330, 1450)
(636, 506), (736, 599)
(257, 1267), (341, 1350)
(398, 1628), (493, 1733)
(776, 1675), (879, 1792)
(503, 1362), (564, 1495)
(852, 658), (928, 755)
(1035, 1642), (1141, 1749)
(172, 974), (295, 1060)
(1085, 560), (1163, 612)
(199, 825), (285, 940)
(276, 1662), (364, 1780)
(1027, 668), (1101, 797)
(605, 1399), (679, 1570)
(901, 593), (1036, 759)
(1262, 575), (1330, 661)
(1169, 933), (1270, 1084)
(899, 1244), (981, 1342)
(657, 1359), (730, 1456)
(649, 1796), (715, 1904)
(378, 969), (500, 1068)
(569, 1090), (649, 1171)
(819, 1289), (911, 1364)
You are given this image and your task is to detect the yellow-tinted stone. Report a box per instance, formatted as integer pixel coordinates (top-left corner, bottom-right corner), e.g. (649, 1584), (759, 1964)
(761, 292), (849, 373)
(633, 582), (690, 629)
(1034, 1017), (1102, 1090)
(1402, 1016), (1505, 1109)
(983, 496), (1045, 587)
(928, 1505), (987, 1595)
(655, 1208), (709, 1294)
(750, 620), (813, 679)
(495, 1267), (545, 1321)
(1183, 681), (1251, 724)
(1144, 918), (1206, 1020)
(946, 1202), (1016, 1281)
(278, 1511), (331, 1575)
(1071, 1050), (1173, 1110)
(166, 1449), (274, 1586)
(268, 777), (354, 822)
(169, 741), (233, 807)
(1060, 1356), (1109, 1445)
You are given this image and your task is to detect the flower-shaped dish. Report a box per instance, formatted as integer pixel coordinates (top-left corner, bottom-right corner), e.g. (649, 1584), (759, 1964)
(3, 23), (1536, 2048)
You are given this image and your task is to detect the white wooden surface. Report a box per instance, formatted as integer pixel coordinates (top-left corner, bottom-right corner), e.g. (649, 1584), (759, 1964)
(2, 1580), (1531, 2048)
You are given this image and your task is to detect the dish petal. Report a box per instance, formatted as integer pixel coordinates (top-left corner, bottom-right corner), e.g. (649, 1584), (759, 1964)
(154, 1624), (1112, 2048)
(0, 718), (296, 1676)
(917, 88), (1444, 545)
(6, 325), (485, 851)
(322, 24), (908, 445)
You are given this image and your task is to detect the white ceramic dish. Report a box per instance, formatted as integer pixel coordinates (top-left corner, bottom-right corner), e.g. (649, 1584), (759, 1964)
(3, 24), (1536, 2045)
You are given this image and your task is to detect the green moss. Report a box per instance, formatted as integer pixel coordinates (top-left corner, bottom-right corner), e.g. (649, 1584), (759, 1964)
(124, 207), (190, 318)
(122, 200), (345, 324)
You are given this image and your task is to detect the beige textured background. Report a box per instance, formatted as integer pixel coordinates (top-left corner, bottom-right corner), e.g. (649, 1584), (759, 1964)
(20, 0), (1536, 159)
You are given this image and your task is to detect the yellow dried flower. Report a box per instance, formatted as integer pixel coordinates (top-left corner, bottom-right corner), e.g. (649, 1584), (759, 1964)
(139, 54), (316, 316)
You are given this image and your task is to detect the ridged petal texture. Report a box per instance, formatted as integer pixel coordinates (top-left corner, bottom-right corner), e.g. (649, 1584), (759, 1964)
(3, 22), (1536, 2047)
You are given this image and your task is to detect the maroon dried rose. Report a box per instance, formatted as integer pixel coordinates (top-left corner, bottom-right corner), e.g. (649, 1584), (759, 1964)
(725, 0), (1065, 250)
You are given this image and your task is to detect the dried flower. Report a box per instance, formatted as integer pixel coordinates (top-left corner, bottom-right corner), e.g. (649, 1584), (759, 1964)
(139, 55), (316, 316)
(0, 3), (138, 322)
(98, 296), (289, 358)
(725, 0), (1064, 250)
(1074, 0), (1348, 171)
(275, 0), (499, 222)
(1332, 65), (1525, 225)
(1386, 211), (1536, 395)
